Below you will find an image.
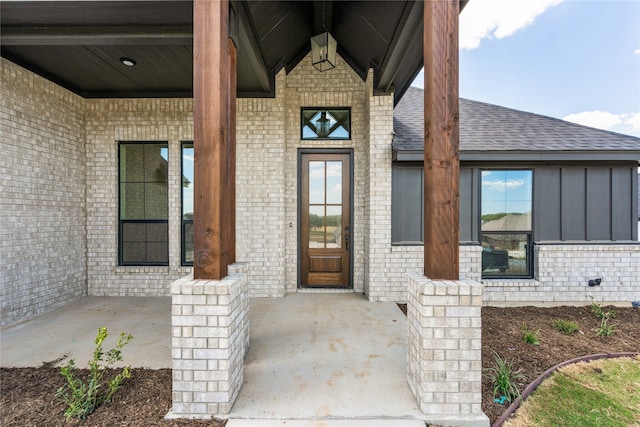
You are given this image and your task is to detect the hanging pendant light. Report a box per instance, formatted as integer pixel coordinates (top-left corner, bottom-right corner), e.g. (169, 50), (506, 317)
(316, 111), (331, 137)
(311, 0), (336, 72)
(311, 31), (337, 72)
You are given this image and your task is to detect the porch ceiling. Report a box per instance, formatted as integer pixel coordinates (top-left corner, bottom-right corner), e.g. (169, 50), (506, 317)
(1, 0), (466, 103)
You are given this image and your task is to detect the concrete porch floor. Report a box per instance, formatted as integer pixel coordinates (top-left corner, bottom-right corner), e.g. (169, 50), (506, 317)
(1, 293), (424, 425)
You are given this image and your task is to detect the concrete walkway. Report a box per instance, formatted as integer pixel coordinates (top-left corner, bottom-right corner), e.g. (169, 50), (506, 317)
(1, 293), (424, 425)
(0, 296), (171, 368)
(231, 293), (421, 421)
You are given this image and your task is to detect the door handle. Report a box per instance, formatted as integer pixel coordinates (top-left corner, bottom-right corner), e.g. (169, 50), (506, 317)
(345, 234), (349, 251)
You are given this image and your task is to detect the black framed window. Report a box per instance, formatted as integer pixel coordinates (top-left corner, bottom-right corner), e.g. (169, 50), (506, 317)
(118, 142), (169, 266)
(181, 142), (194, 265)
(481, 170), (533, 278)
(301, 108), (351, 140)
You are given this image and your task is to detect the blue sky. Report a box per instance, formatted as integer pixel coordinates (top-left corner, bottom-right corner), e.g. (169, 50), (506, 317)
(481, 170), (532, 216)
(412, 0), (640, 137)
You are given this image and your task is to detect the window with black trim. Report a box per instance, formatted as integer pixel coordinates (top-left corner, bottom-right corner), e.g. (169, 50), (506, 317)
(182, 142), (194, 265)
(118, 142), (169, 266)
(481, 170), (533, 278)
(301, 108), (351, 140)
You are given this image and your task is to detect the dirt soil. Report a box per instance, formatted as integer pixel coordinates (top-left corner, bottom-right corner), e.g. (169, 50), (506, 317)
(2, 306), (639, 426)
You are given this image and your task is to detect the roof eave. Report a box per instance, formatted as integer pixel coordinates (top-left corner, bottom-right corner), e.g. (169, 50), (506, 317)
(393, 149), (640, 163)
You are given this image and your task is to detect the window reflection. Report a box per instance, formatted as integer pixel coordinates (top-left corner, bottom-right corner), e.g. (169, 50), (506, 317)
(309, 161), (325, 204)
(325, 162), (342, 204)
(301, 109), (351, 140)
(481, 170), (533, 277)
(308, 160), (343, 249)
(119, 142), (168, 266)
(309, 206), (325, 248)
(182, 143), (194, 265)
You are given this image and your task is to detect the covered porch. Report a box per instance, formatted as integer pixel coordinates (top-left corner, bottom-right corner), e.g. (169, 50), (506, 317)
(2, 0), (487, 425)
(2, 294), (422, 423)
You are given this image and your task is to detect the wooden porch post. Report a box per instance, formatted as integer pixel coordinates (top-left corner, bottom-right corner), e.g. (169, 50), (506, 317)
(228, 39), (237, 265)
(193, 0), (235, 279)
(423, 0), (460, 280)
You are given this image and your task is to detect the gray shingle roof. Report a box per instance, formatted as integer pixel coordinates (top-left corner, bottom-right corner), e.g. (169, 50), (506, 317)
(393, 87), (640, 159)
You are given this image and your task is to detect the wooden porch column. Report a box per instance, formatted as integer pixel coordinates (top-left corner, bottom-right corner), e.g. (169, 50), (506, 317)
(423, 0), (460, 280)
(193, 0), (235, 279)
(227, 39), (237, 265)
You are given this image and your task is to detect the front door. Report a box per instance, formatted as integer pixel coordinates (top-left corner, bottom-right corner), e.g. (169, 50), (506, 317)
(299, 151), (352, 288)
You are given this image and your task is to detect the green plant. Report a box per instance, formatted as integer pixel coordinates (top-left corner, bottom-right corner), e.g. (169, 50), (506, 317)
(56, 327), (133, 420)
(590, 299), (616, 320)
(595, 316), (616, 336)
(553, 319), (579, 335)
(521, 323), (540, 345)
(484, 351), (527, 403)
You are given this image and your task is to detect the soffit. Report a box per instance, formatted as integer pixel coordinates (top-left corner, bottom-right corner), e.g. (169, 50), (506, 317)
(1, 0), (466, 102)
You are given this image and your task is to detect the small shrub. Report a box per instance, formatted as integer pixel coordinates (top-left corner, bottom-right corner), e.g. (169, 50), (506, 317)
(484, 351), (527, 403)
(590, 300), (616, 320)
(521, 323), (540, 345)
(56, 327), (133, 420)
(553, 319), (579, 335)
(595, 316), (616, 336)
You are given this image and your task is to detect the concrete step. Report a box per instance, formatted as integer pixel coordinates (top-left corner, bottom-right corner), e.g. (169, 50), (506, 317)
(226, 420), (426, 427)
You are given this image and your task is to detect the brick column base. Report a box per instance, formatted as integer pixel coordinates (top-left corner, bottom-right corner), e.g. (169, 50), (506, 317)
(407, 274), (489, 427)
(167, 262), (249, 418)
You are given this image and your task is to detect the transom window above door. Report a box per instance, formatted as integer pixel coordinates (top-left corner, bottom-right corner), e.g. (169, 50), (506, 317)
(301, 108), (351, 140)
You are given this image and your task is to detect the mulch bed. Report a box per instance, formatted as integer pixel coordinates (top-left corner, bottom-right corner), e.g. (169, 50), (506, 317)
(0, 366), (225, 427)
(2, 306), (639, 426)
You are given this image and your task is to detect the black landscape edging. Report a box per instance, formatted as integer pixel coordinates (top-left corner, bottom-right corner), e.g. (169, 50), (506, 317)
(492, 352), (640, 427)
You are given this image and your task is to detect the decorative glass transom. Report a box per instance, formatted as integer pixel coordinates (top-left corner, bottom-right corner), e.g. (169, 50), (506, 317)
(301, 108), (351, 140)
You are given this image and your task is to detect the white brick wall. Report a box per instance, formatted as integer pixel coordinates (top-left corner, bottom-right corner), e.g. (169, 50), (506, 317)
(484, 244), (640, 306)
(366, 244), (483, 303)
(84, 98), (194, 296)
(1, 59), (87, 326)
(365, 78), (396, 300)
(170, 262), (249, 417)
(407, 275), (489, 427)
(236, 75), (286, 297)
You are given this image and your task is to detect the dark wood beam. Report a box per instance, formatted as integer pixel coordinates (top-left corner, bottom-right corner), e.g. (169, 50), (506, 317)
(228, 38), (237, 265)
(231, 1), (271, 93)
(423, 0), (460, 280)
(376, 0), (422, 93)
(0, 25), (192, 45)
(193, 0), (232, 280)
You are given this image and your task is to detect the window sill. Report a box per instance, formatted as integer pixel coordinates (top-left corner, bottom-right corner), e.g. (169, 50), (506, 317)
(115, 266), (170, 274)
(482, 278), (539, 287)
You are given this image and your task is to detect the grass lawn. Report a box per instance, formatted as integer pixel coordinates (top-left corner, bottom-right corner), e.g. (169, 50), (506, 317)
(504, 356), (640, 427)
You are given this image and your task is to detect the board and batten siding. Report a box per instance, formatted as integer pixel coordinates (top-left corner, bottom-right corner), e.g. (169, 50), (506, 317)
(534, 165), (638, 242)
(392, 163), (478, 243)
(391, 163), (638, 244)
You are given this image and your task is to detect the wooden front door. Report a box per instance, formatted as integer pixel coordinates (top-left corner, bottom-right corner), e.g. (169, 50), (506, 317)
(300, 152), (352, 288)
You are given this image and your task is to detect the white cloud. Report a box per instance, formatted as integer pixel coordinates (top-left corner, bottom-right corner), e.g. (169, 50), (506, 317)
(482, 179), (524, 192)
(326, 163), (342, 177)
(635, 49), (640, 55)
(627, 112), (640, 131)
(460, 0), (564, 50)
(310, 163), (342, 178)
(563, 110), (622, 129)
(563, 111), (640, 137)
